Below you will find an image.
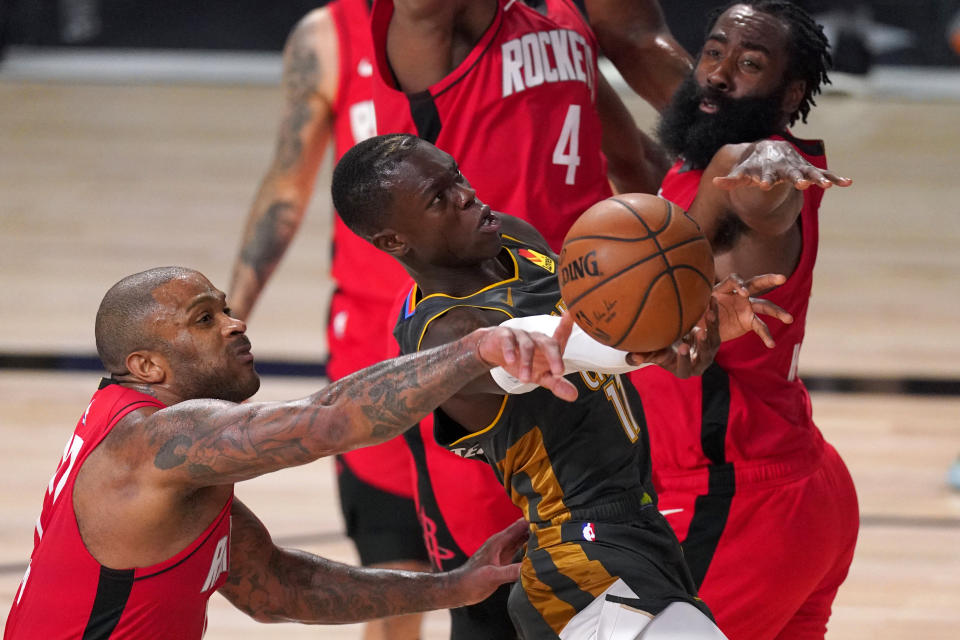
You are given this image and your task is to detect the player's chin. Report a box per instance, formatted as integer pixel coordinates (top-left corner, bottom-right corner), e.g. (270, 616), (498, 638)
(231, 372), (261, 402)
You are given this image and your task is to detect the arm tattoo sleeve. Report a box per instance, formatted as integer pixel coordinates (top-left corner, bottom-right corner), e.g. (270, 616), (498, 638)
(221, 500), (461, 623)
(277, 40), (320, 171)
(238, 200), (296, 283)
(151, 333), (489, 484)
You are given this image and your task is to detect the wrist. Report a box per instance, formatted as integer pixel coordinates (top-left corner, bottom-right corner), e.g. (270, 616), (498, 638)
(470, 328), (496, 369)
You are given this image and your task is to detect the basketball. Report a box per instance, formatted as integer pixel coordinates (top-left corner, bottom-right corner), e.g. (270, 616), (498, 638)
(558, 193), (715, 353)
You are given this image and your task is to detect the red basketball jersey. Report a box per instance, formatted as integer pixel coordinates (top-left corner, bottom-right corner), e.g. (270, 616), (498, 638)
(329, 0), (410, 307)
(327, 0), (415, 498)
(630, 133), (829, 480)
(370, 0), (612, 251)
(5, 381), (233, 640)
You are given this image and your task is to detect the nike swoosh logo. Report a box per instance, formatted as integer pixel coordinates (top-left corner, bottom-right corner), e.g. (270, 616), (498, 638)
(659, 508), (684, 516)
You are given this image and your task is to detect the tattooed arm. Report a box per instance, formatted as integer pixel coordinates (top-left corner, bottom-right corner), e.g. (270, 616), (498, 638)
(228, 9), (338, 320)
(145, 326), (574, 487)
(220, 500), (527, 623)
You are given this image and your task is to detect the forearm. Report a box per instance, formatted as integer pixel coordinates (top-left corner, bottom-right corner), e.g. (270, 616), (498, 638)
(701, 144), (802, 234)
(588, 0), (692, 112)
(148, 332), (493, 487)
(608, 35), (692, 112)
(605, 129), (670, 195)
(221, 500), (472, 624)
(240, 548), (461, 624)
(326, 331), (491, 449)
(229, 180), (311, 319)
(597, 74), (669, 194)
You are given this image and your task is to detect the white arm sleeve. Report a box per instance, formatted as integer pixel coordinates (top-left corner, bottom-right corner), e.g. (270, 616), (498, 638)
(489, 314), (652, 394)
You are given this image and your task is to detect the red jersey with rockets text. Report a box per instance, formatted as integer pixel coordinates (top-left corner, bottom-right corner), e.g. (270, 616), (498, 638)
(630, 133), (829, 480)
(5, 380), (233, 640)
(327, 0), (415, 498)
(371, 0), (612, 251)
(329, 0), (410, 308)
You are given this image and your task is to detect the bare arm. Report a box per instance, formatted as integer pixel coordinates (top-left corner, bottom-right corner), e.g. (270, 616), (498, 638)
(689, 141), (852, 242)
(595, 72), (670, 194)
(219, 499), (528, 623)
(228, 10), (338, 320)
(145, 326), (572, 488)
(585, 0), (692, 112)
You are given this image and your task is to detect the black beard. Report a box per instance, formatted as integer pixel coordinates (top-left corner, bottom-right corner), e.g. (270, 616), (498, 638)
(169, 356), (261, 403)
(657, 74), (787, 170)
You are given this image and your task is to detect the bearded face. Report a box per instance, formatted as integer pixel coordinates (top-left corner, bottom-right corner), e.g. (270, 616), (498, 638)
(657, 73), (788, 170)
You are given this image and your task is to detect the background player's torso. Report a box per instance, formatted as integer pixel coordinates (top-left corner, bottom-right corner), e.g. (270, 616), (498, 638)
(371, 0), (612, 251)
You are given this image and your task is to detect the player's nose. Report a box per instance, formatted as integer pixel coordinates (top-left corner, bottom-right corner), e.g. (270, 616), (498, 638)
(455, 183), (477, 209)
(705, 61), (732, 92)
(222, 314), (247, 336)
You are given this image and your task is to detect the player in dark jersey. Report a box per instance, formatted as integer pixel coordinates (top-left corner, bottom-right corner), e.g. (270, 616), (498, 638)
(370, 2), (687, 634)
(225, 3), (431, 637)
(628, 3), (857, 639)
(4, 266), (574, 639)
(331, 133), (794, 638)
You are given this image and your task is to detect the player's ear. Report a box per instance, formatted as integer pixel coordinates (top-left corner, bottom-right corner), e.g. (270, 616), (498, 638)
(781, 79), (805, 119)
(125, 350), (168, 385)
(372, 229), (409, 257)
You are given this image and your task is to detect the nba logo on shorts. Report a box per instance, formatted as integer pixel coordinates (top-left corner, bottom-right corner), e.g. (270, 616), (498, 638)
(582, 522), (596, 542)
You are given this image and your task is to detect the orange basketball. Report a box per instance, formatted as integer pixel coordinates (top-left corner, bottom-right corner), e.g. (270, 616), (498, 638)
(558, 193), (715, 353)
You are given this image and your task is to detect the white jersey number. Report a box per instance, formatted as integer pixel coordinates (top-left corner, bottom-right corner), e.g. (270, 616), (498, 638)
(553, 104), (581, 185)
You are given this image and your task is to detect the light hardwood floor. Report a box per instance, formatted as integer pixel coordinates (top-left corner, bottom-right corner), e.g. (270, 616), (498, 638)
(0, 76), (958, 638)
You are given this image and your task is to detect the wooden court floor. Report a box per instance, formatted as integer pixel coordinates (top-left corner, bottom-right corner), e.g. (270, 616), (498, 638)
(1, 77), (958, 638)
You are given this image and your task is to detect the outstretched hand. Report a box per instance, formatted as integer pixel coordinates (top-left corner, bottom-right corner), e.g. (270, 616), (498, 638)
(713, 140), (852, 192)
(712, 273), (794, 346)
(450, 519), (529, 605)
(627, 296), (721, 379)
(628, 273), (794, 378)
(475, 312), (578, 401)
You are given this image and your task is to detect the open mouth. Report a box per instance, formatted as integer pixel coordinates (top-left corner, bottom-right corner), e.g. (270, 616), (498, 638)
(478, 205), (500, 231)
(699, 97), (720, 114)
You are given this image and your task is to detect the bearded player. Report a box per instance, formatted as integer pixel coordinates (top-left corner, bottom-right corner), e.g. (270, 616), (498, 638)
(628, 3), (858, 639)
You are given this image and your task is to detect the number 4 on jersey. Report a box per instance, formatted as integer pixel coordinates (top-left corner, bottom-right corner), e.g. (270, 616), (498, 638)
(553, 105), (581, 185)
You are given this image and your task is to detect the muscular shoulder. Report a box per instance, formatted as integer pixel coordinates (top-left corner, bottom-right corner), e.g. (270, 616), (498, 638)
(283, 7), (339, 103)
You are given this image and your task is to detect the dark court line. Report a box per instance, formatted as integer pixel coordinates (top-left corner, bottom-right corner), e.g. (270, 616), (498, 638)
(1, 515), (958, 576)
(0, 353), (327, 379)
(2, 352), (959, 396)
(0, 530), (346, 577)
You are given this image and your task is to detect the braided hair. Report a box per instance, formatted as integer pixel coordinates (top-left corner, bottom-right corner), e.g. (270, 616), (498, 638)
(706, 1), (832, 125)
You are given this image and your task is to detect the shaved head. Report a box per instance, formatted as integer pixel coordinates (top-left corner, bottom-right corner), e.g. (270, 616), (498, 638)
(95, 266), (198, 375)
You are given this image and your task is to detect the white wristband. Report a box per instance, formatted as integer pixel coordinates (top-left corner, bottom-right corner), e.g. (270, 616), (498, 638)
(489, 314), (650, 394)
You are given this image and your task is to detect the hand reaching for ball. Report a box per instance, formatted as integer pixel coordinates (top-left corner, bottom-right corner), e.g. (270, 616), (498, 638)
(711, 273), (794, 346)
(628, 273), (793, 378)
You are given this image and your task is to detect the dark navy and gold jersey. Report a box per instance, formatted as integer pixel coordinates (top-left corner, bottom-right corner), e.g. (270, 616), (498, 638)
(394, 236), (707, 636)
(395, 236), (657, 527)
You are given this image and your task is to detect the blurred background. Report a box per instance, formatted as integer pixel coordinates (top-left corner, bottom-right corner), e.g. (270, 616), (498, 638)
(1, 1), (959, 638)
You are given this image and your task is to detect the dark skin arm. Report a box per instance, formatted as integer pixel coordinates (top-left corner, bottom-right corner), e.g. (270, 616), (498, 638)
(228, 9), (338, 320)
(596, 72), (670, 194)
(584, 0), (692, 112)
(687, 140), (852, 281)
(219, 499), (529, 623)
(144, 325), (574, 490)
